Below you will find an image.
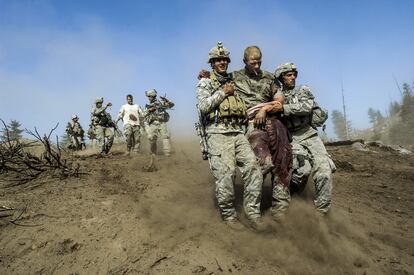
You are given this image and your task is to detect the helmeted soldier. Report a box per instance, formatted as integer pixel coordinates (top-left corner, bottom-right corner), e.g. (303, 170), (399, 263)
(274, 62), (335, 214)
(198, 46), (292, 219)
(143, 89), (174, 156)
(91, 97), (115, 156)
(196, 42), (264, 230)
(116, 94), (144, 155)
(65, 114), (85, 150)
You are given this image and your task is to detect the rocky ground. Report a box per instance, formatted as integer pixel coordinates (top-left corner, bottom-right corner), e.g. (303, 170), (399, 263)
(0, 140), (413, 274)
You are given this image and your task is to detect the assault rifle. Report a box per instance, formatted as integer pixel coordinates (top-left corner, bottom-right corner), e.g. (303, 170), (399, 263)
(195, 105), (209, 160)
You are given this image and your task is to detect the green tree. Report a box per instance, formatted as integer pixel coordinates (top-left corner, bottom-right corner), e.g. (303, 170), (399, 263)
(367, 108), (384, 125)
(388, 101), (401, 116)
(331, 110), (351, 140)
(60, 132), (72, 149)
(368, 108), (377, 124)
(1, 119), (24, 141)
(400, 83), (414, 123)
(388, 82), (414, 145)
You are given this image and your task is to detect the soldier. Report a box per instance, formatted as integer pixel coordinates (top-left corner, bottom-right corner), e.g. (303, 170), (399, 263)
(65, 114), (85, 150)
(116, 94), (144, 155)
(198, 46), (292, 219)
(143, 89), (174, 156)
(233, 46), (292, 219)
(196, 42), (263, 230)
(274, 62), (335, 214)
(91, 97), (115, 156)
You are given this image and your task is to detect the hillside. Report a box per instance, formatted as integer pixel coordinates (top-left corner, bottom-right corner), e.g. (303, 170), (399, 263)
(0, 140), (413, 274)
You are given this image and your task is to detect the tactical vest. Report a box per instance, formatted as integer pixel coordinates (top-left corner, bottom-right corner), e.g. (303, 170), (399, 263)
(206, 73), (247, 125)
(145, 101), (170, 124)
(93, 111), (113, 127)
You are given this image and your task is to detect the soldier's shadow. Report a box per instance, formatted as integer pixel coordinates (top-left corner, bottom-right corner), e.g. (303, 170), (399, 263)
(233, 172), (314, 214)
(232, 172), (274, 213)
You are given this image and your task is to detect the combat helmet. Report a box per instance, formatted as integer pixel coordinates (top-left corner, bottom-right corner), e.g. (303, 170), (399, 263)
(95, 97), (104, 104)
(145, 89), (157, 97)
(275, 62), (298, 79)
(71, 114), (78, 120)
(208, 41), (231, 63)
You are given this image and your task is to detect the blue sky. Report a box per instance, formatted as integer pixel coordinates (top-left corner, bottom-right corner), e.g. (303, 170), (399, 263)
(1, 0), (413, 138)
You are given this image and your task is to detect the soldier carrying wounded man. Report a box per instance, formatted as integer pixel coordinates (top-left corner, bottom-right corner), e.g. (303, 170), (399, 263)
(196, 42), (265, 230)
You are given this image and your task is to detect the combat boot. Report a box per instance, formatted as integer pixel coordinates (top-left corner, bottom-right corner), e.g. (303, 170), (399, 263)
(224, 218), (245, 231)
(248, 217), (271, 233)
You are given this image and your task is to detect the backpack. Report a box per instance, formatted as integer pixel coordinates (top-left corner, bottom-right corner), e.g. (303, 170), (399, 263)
(310, 101), (328, 128)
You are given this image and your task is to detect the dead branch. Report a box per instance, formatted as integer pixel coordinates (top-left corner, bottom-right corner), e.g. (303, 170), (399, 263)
(0, 121), (87, 188)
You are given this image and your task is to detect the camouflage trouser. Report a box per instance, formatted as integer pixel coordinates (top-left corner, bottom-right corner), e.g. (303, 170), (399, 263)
(145, 122), (171, 156)
(206, 132), (263, 221)
(95, 125), (114, 154)
(124, 124), (141, 152)
(291, 134), (335, 213)
(70, 135), (85, 150)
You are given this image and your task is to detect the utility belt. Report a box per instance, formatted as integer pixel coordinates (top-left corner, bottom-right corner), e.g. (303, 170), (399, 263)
(205, 116), (247, 127)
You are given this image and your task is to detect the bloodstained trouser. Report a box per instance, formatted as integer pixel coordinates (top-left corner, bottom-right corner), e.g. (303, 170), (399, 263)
(145, 122), (171, 156)
(246, 118), (292, 216)
(206, 132), (263, 221)
(124, 124), (141, 152)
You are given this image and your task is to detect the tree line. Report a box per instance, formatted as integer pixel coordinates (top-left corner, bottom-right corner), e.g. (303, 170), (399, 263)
(331, 82), (414, 145)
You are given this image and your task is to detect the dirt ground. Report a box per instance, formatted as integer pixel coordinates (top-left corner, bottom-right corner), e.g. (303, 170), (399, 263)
(0, 139), (413, 275)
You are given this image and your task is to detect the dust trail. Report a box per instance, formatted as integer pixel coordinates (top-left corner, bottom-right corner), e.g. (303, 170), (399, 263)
(136, 138), (380, 274)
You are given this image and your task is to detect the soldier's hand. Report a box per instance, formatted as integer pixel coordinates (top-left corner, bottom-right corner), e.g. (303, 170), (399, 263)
(148, 107), (156, 112)
(106, 102), (112, 107)
(223, 83), (234, 95)
(198, 69), (210, 80)
(267, 101), (283, 113)
(254, 108), (267, 128)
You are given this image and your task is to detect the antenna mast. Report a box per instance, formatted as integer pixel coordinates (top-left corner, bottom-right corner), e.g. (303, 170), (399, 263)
(392, 74), (403, 97)
(341, 81), (350, 139)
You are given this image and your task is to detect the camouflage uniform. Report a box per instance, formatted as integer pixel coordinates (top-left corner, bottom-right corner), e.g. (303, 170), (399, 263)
(91, 100), (115, 155)
(65, 116), (85, 150)
(233, 68), (292, 216)
(197, 69), (263, 221)
(276, 66), (334, 213)
(143, 91), (174, 156)
(233, 68), (277, 173)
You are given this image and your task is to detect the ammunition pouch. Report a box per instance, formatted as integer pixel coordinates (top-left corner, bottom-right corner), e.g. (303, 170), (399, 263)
(206, 94), (247, 125)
